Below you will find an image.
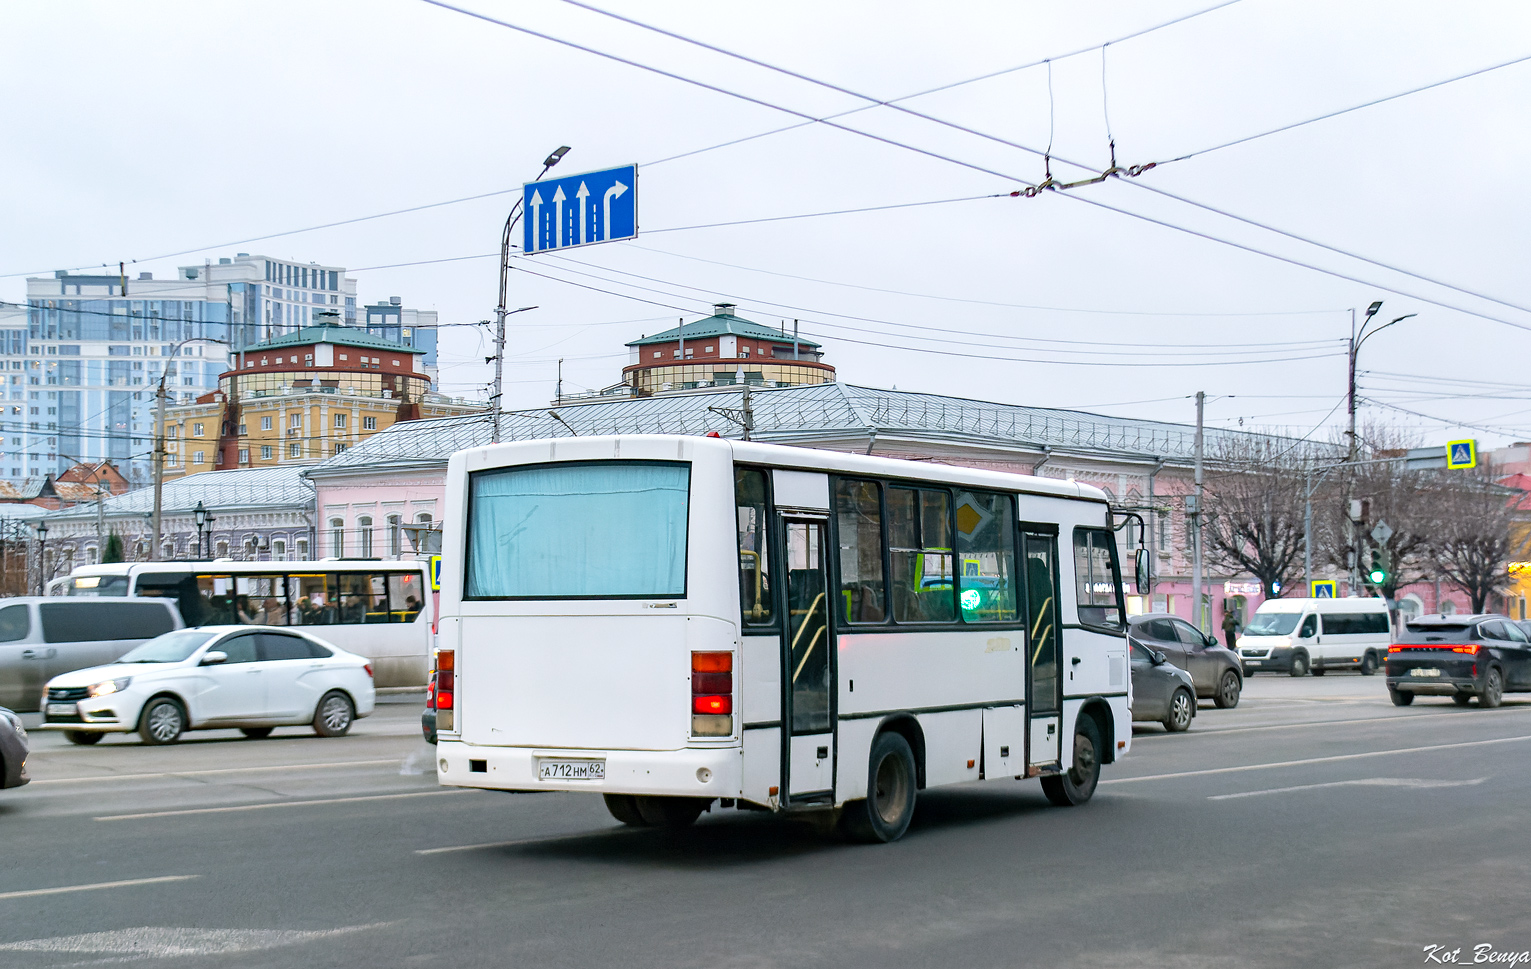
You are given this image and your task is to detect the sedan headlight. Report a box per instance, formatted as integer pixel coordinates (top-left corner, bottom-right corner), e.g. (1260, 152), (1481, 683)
(87, 678), (132, 698)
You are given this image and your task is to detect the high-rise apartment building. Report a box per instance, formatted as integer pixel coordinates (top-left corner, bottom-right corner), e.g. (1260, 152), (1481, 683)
(12, 253), (361, 488)
(363, 297), (439, 386)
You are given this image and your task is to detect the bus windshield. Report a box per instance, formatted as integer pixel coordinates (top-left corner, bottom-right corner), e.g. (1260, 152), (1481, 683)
(1244, 611), (1302, 636)
(465, 461), (690, 599)
(55, 574), (131, 596)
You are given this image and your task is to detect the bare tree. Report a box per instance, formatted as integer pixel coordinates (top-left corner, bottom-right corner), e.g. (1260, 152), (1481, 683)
(1201, 436), (1318, 599)
(1427, 468), (1531, 613)
(1320, 424), (1436, 600)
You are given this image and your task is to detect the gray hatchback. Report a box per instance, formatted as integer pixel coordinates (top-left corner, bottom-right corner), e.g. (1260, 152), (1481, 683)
(1, 706), (29, 790)
(1128, 613), (1243, 709)
(1130, 642), (1198, 731)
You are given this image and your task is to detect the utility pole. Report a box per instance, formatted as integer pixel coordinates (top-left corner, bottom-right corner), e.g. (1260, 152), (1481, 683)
(151, 368), (171, 560)
(1192, 391), (1205, 633)
(492, 146), (570, 443)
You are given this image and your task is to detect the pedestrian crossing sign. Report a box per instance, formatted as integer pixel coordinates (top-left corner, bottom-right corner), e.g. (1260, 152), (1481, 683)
(1311, 580), (1336, 598)
(429, 555), (442, 592)
(1446, 439), (1477, 470)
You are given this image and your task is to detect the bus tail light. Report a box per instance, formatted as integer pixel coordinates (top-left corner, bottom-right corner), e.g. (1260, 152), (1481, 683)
(436, 649), (455, 731)
(691, 651), (733, 737)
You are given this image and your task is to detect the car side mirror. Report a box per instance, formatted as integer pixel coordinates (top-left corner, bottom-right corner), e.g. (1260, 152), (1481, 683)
(1134, 548), (1151, 595)
(1150, 650), (1167, 666)
(200, 650), (228, 666)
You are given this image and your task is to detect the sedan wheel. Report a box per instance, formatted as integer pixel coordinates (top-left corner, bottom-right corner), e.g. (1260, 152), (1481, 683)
(139, 698), (185, 745)
(1479, 668), (1504, 709)
(1214, 670), (1242, 709)
(313, 692), (355, 737)
(65, 730), (103, 746)
(1164, 689), (1194, 732)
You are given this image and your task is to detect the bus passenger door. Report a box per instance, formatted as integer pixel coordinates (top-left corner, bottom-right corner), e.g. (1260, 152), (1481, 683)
(782, 518), (834, 803)
(1022, 530), (1062, 771)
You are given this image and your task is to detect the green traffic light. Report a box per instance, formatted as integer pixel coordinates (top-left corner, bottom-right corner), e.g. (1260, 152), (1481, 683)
(1368, 568), (1387, 584)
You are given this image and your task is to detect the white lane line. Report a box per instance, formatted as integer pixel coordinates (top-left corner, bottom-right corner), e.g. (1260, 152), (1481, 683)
(96, 788), (474, 821)
(30, 759), (399, 786)
(415, 828), (631, 855)
(1103, 733), (1531, 786)
(0, 875), (199, 901)
(1184, 707), (1531, 738)
(1209, 777), (1488, 800)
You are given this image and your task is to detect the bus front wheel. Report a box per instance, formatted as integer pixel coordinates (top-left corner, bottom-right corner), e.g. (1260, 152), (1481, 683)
(1042, 718), (1101, 807)
(840, 731), (918, 843)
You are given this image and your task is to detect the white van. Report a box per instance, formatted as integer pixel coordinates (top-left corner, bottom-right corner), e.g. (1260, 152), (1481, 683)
(1236, 597), (1391, 677)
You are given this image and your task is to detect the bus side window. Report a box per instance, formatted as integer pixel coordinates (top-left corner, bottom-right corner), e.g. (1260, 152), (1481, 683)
(734, 468), (774, 625)
(290, 574), (336, 625)
(955, 491), (1018, 622)
(338, 573), (388, 624)
(888, 487), (955, 623)
(1072, 528), (1123, 629)
(834, 479), (885, 623)
(388, 573), (423, 622)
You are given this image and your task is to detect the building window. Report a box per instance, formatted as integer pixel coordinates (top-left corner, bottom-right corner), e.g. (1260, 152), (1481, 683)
(330, 518), (344, 557)
(238, 448), (250, 464)
(261, 416), (272, 430)
(416, 512), (432, 525)
(334, 442), (347, 455)
(289, 442), (301, 458)
(215, 540), (228, 559)
(334, 413), (346, 429)
(296, 538), (309, 559)
(272, 539), (287, 560)
(363, 416), (377, 430)
(387, 514), (401, 557)
(358, 516), (373, 558)
(193, 423), (204, 436)
(193, 450), (205, 464)
(238, 423), (247, 435)
(261, 445), (273, 460)
(290, 413), (301, 428)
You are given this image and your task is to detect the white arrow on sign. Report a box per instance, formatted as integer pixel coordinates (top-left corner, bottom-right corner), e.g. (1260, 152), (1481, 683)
(528, 190), (544, 251)
(603, 180), (629, 241)
(552, 186), (567, 248)
(574, 182), (589, 246)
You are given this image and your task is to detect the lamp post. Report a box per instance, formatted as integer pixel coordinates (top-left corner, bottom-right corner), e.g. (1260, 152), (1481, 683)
(35, 520), (48, 595)
(1347, 302), (1416, 462)
(491, 146), (569, 443)
(194, 500), (208, 560)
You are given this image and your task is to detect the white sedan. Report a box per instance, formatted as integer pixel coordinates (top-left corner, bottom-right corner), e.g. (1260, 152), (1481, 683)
(38, 626), (376, 745)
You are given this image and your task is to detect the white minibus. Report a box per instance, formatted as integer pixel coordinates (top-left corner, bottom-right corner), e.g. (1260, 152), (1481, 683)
(433, 435), (1132, 843)
(1237, 596), (1392, 676)
(49, 560), (431, 687)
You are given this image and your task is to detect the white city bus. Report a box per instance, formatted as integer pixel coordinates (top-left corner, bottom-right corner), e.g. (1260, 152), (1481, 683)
(49, 560), (431, 687)
(433, 435), (1131, 842)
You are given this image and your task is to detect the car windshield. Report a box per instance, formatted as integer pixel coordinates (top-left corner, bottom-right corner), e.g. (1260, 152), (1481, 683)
(115, 630), (218, 663)
(1243, 612), (1301, 636)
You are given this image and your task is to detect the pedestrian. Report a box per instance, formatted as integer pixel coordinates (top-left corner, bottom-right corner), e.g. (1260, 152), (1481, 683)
(1221, 607), (1241, 649)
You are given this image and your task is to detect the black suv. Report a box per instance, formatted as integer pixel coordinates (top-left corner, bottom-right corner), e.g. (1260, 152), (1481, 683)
(1385, 614), (1531, 708)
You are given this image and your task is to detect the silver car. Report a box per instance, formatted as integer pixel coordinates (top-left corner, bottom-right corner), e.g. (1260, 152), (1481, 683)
(0, 597), (183, 712)
(1, 706), (29, 790)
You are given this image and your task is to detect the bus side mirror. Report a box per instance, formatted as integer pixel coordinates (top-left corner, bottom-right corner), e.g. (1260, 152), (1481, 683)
(1134, 548), (1151, 596)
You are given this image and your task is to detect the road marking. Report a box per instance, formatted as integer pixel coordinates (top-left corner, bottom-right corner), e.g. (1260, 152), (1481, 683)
(415, 827), (631, 855)
(1103, 733), (1531, 786)
(96, 788), (474, 821)
(1208, 776), (1488, 800)
(1186, 706), (1531, 738)
(0, 922), (392, 955)
(30, 759), (399, 786)
(0, 875), (199, 901)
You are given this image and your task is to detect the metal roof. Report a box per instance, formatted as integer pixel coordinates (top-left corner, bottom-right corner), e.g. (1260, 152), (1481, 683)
(47, 466), (313, 521)
(305, 382), (1330, 479)
(626, 311), (821, 349)
(251, 323), (423, 355)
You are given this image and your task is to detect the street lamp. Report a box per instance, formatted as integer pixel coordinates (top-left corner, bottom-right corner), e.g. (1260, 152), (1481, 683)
(1347, 301), (1417, 462)
(35, 521), (48, 595)
(194, 500), (207, 559)
(491, 146), (570, 443)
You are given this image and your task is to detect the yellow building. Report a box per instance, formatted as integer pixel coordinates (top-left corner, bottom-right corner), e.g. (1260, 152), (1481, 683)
(163, 324), (480, 479)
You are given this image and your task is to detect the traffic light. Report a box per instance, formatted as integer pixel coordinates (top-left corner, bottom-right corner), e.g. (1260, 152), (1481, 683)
(1367, 545), (1392, 587)
(1368, 565), (1388, 585)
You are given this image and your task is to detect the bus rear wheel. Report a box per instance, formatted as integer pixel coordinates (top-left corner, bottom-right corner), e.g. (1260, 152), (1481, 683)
(635, 796), (708, 828)
(603, 793), (648, 827)
(1042, 718), (1101, 807)
(841, 731), (917, 843)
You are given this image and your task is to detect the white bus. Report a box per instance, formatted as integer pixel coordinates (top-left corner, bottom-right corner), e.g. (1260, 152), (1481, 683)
(433, 436), (1132, 842)
(48, 560), (432, 687)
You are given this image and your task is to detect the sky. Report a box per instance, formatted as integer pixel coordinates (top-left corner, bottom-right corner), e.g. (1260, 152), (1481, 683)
(3, 0), (1530, 447)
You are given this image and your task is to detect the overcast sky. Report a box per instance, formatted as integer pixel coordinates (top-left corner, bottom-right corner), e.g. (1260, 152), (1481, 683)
(4, 0), (1530, 447)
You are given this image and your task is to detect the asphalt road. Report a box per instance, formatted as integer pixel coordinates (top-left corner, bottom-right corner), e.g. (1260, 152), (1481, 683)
(3, 677), (1529, 969)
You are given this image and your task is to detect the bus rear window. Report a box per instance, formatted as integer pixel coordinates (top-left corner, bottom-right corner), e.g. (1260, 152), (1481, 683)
(465, 461), (690, 599)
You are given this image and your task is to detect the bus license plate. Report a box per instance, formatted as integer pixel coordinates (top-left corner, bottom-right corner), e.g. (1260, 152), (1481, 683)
(1410, 668), (1442, 677)
(46, 703), (77, 717)
(538, 760), (605, 781)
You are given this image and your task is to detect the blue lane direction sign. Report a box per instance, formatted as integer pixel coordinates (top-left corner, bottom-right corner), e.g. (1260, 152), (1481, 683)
(1446, 439), (1477, 470)
(1311, 580), (1336, 598)
(523, 164), (636, 254)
